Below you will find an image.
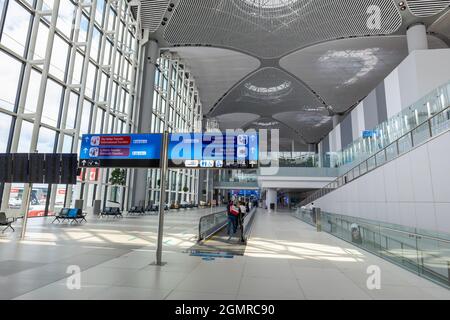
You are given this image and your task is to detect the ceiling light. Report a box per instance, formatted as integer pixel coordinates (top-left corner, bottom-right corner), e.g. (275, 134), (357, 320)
(319, 48), (380, 86)
(241, 0), (298, 9)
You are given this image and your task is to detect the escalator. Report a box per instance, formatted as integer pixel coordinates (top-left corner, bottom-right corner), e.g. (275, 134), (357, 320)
(188, 207), (257, 257)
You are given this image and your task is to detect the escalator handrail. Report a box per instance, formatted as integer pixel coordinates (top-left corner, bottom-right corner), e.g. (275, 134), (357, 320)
(198, 210), (228, 242)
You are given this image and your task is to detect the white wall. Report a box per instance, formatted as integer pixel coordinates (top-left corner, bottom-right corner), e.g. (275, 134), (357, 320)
(384, 68), (402, 118)
(322, 48), (450, 150)
(315, 129), (450, 234)
(399, 49), (450, 109)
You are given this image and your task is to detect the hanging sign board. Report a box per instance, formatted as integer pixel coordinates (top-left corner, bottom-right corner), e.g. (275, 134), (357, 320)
(79, 134), (163, 168)
(167, 132), (259, 169)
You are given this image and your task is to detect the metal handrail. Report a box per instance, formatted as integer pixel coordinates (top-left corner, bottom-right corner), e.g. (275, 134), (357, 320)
(292, 209), (450, 288)
(242, 207), (257, 242)
(323, 211), (450, 244)
(302, 104), (450, 206)
(198, 209), (228, 241)
(198, 207), (258, 242)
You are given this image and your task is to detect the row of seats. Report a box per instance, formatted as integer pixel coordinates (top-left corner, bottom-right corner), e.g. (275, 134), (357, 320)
(53, 208), (87, 224)
(100, 207), (123, 218)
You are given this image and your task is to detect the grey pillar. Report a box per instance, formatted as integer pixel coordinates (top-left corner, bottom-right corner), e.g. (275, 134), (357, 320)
(407, 23), (428, 54)
(132, 39), (159, 206)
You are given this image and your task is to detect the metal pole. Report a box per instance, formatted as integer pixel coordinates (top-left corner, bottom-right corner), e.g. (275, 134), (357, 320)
(20, 183), (33, 240)
(154, 131), (169, 266)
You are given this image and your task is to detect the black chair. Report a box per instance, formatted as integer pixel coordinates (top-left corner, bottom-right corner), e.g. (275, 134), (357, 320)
(69, 209), (87, 224)
(101, 207), (122, 218)
(0, 212), (14, 233)
(53, 208), (87, 224)
(52, 208), (70, 224)
(100, 207), (112, 218)
(127, 206), (138, 216)
(128, 206), (145, 216)
(144, 204), (153, 214)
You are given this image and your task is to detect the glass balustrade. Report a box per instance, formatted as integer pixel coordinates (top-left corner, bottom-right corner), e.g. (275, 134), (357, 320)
(303, 84), (450, 206)
(292, 209), (450, 289)
(325, 80), (450, 169)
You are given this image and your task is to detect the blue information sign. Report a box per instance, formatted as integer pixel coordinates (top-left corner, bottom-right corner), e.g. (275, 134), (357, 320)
(168, 132), (259, 169)
(362, 130), (378, 139)
(79, 134), (163, 168)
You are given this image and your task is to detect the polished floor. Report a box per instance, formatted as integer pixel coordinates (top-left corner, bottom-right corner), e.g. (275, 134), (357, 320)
(0, 208), (449, 300)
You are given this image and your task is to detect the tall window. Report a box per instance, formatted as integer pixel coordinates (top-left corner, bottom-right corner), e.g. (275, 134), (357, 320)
(0, 0), (140, 215)
(147, 55), (203, 205)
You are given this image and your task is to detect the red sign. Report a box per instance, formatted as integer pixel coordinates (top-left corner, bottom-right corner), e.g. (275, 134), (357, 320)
(99, 148), (130, 157)
(89, 168), (98, 181)
(99, 136), (131, 146)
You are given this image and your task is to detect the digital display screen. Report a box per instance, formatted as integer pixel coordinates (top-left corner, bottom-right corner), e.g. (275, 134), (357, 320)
(168, 132), (259, 169)
(79, 134), (163, 168)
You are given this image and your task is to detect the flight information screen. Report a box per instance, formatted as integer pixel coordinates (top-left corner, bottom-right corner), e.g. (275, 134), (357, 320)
(79, 134), (163, 168)
(168, 132), (259, 169)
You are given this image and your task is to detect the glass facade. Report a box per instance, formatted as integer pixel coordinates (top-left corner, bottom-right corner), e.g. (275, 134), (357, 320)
(0, 0), (141, 215)
(0, 0), (202, 215)
(146, 53), (203, 207)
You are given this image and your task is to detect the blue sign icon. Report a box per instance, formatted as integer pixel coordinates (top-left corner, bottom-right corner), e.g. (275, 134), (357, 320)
(167, 132), (259, 169)
(362, 130), (378, 139)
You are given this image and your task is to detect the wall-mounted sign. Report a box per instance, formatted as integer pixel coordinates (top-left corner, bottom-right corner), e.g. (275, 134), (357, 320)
(362, 130), (379, 139)
(0, 153), (77, 184)
(168, 133), (259, 169)
(79, 134), (163, 168)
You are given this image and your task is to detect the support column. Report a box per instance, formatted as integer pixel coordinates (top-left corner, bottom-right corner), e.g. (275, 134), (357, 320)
(265, 189), (277, 212)
(407, 23), (428, 54)
(132, 39), (159, 206)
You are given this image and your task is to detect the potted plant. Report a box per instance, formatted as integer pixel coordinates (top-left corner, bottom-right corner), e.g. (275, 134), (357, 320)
(183, 185), (189, 193)
(109, 169), (126, 207)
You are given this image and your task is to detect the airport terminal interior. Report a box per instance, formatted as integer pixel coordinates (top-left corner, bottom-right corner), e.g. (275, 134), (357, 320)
(1, 0), (450, 301)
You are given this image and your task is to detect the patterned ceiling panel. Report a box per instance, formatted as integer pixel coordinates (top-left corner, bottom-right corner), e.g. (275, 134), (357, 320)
(430, 10), (450, 39)
(134, 0), (170, 32)
(208, 67), (330, 143)
(406, 0), (450, 18)
(164, 0), (403, 58)
(280, 35), (448, 113)
(172, 47), (260, 113)
(273, 110), (333, 143)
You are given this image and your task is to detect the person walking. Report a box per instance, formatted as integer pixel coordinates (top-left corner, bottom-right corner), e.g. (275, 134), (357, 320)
(227, 201), (239, 241)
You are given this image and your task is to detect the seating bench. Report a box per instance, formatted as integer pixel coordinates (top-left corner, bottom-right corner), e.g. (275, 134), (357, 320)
(52, 208), (87, 224)
(0, 212), (14, 233)
(128, 206), (145, 216)
(100, 207), (123, 218)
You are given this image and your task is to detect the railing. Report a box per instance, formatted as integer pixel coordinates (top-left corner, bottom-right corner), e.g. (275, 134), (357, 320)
(302, 104), (450, 206)
(198, 207), (257, 242)
(292, 209), (450, 289)
(242, 207), (257, 243)
(198, 210), (228, 241)
(327, 80), (450, 169)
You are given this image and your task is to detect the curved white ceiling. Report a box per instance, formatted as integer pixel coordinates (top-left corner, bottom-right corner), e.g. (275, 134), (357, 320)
(164, 0), (403, 58)
(273, 110), (332, 143)
(171, 47), (260, 113)
(406, 0), (450, 18)
(280, 35), (447, 113)
(215, 113), (261, 130)
(209, 67), (325, 117)
(142, 0), (450, 147)
(430, 10), (450, 39)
